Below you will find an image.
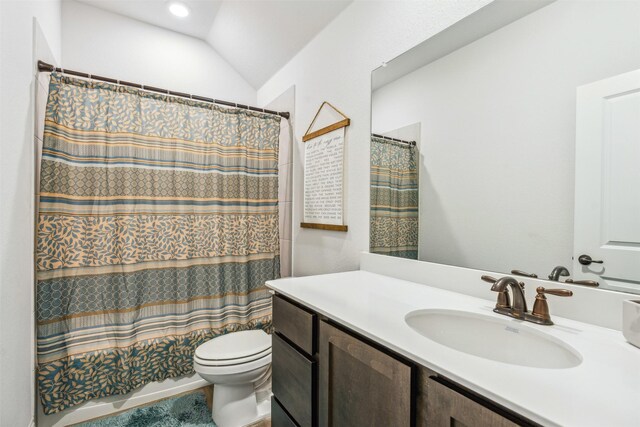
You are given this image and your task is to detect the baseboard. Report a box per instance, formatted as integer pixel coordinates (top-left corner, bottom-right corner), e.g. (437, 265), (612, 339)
(37, 374), (208, 427)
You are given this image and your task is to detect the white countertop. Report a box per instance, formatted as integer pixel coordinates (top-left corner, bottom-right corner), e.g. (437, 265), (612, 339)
(267, 270), (640, 427)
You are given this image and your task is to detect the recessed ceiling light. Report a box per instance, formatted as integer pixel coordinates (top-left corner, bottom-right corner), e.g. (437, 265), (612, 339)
(168, 2), (190, 18)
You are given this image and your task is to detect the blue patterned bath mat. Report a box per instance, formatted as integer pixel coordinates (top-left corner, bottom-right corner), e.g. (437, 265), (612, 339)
(77, 391), (216, 427)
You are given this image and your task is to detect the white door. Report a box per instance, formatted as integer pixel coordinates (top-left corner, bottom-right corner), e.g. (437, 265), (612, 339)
(574, 69), (640, 292)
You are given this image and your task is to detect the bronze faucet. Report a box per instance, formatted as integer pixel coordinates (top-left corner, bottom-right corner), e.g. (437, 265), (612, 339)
(548, 266), (570, 281)
(481, 275), (573, 325)
(482, 276), (527, 318)
(547, 265), (600, 287)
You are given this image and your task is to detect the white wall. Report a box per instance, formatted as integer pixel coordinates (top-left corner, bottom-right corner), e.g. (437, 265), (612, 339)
(264, 87), (296, 278)
(372, 0), (640, 276)
(257, 0), (493, 276)
(0, 2), (62, 426)
(62, 0), (256, 105)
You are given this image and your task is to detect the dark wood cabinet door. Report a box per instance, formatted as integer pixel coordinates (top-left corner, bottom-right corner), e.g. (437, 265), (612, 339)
(272, 333), (315, 427)
(272, 397), (298, 427)
(426, 377), (520, 427)
(416, 365), (438, 427)
(318, 320), (412, 427)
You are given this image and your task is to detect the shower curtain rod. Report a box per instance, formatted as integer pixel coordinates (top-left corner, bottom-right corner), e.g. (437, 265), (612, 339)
(372, 133), (416, 146)
(37, 60), (290, 120)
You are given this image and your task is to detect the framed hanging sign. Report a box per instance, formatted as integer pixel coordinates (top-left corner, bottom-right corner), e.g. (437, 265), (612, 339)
(300, 102), (350, 232)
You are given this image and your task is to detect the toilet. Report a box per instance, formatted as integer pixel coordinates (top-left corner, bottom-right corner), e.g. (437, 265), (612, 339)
(194, 330), (272, 427)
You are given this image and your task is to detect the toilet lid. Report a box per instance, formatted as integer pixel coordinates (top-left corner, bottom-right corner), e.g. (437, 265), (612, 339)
(195, 330), (271, 361)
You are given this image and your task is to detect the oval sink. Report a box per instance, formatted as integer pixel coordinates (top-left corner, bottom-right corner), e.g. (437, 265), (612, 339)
(405, 309), (582, 369)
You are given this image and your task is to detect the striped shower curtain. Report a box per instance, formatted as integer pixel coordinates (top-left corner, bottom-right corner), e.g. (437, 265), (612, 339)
(370, 136), (419, 259)
(36, 73), (280, 414)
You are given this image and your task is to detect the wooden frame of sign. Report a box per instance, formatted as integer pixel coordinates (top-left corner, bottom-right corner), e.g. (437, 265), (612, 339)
(300, 222), (348, 231)
(300, 101), (350, 232)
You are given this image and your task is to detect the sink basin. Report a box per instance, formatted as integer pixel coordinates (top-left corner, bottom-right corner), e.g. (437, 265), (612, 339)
(405, 309), (582, 369)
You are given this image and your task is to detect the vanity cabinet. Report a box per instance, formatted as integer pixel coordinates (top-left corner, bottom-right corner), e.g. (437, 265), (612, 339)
(271, 293), (538, 427)
(426, 377), (522, 427)
(271, 295), (316, 427)
(272, 333), (315, 426)
(271, 393), (299, 427)
(273, 293), (315, 354)
(318, 320), (412, 426)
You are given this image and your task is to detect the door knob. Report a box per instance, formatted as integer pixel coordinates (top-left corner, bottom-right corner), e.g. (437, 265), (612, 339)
(578, 254), (603, 266)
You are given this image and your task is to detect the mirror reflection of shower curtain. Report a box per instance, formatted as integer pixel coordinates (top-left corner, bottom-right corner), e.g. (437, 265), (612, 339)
(370, 136), (419, 259)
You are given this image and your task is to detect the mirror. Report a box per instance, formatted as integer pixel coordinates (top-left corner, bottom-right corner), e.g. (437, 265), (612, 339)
(370, 0), (640, 293)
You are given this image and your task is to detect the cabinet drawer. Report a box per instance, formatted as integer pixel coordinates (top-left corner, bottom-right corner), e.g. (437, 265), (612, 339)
(272, 332), (315, 427)
(273, 294), (315, 355)
(272, 397), (298, 427)
(426, 377), (521, 427)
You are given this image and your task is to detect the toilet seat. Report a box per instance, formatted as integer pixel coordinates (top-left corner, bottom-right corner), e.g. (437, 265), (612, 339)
(194, 329), (271, 368)
(194, 353), (272, 376)
(194, 347), (271, 366)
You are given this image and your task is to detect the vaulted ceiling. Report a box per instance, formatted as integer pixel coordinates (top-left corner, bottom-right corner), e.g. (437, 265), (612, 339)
(77, 0), (352, 88)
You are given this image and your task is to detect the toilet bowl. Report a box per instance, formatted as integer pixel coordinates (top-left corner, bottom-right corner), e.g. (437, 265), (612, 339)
(194, 330), (272, 427)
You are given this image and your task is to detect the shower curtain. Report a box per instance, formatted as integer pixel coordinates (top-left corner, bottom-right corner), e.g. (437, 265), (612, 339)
(36, 73), (280, 414)
(370, 136), (419, 259)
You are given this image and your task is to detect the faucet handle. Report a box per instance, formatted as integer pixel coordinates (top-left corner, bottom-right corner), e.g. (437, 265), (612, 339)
(511, 269), (538, 278)
(565, 279), (599, 287)
(538, 287), (573, 297)
(481, 275), (497, 283)
(530, 286), (573, 325)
